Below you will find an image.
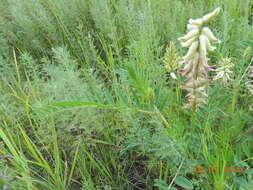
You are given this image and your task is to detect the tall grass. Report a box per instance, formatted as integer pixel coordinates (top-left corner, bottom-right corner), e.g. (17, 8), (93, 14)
(0, 0), (253, 189)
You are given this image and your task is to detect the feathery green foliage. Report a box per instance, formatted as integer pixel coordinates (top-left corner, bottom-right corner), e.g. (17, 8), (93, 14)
(0, 0), (253, 189)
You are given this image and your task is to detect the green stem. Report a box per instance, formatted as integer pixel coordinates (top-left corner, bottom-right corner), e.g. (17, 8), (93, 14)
(191, 106), (196, 132)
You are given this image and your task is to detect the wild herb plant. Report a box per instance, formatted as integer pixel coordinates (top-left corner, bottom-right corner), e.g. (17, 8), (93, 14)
(178, 8), (221, 109)
(0, 0), (252, 190)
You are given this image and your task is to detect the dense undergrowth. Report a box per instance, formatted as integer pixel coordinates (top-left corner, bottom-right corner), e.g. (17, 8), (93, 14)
(0, 0), (253, 189)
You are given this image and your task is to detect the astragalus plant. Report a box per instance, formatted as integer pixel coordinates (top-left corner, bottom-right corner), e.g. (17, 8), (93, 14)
(178, 8), (221, 109)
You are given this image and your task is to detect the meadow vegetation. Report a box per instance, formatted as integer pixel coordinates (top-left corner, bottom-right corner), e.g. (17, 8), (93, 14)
(0, 0), (253, 189)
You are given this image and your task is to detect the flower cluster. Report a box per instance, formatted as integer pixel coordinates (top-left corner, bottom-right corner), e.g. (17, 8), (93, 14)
(178, 8), (221, 109)
(246, 66), (253, 95)
(214, 57), (234, 84)
(163, 41), (181, 79)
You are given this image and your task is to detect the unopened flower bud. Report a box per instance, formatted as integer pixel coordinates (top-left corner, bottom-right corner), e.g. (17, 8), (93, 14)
(187, 24), (200, 31)
(199, 35), (207, 56)
(201, 8), (221, 23)
(202, 27), (220, 43)
(178, 29), (199, 41)
(206, 37), (216, 51)
(183, 41), (199, 62)
(181, 36), (198, 47)
(189, 18), (203, 26)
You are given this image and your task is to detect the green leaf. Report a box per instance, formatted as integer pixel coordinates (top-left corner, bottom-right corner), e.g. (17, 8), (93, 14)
(169, 187), (178, 190)
(242, 144), (250, 157)
(174, 176), (194, 190)
(154, 179), (169, 190)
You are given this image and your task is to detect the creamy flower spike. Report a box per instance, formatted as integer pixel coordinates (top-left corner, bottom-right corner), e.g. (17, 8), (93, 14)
(178, 8), (221, 108)
(214, 58), (234, 84)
